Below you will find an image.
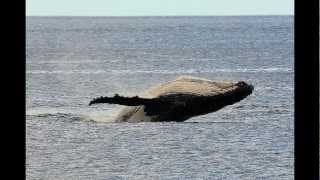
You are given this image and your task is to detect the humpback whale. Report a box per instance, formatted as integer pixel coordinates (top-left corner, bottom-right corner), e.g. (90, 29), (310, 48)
(89, 76), (253, 122)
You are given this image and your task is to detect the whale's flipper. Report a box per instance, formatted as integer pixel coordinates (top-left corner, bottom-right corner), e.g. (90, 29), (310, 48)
(89, 94), (194, 116)
(89, 94), (154, 106)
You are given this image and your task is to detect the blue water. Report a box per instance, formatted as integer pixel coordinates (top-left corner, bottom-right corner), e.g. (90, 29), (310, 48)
(26, 16), (294, 179)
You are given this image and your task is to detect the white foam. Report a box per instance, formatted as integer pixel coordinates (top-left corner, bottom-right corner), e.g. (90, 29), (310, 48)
(86, 111), (117, 123)
(26, 107), (73, 116)
(26, 107), (118, 123)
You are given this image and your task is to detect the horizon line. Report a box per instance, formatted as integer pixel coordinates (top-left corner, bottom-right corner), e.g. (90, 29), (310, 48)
(26, 14), (294, 17)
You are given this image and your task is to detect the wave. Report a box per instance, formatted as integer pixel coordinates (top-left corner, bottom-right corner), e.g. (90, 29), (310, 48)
(26, 108), (117, 123)
(26, 67), (293, 75)
(235, 104), (292, 114)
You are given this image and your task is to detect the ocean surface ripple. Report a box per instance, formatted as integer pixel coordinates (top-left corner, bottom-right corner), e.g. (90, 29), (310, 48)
(26, 16), (293, 179)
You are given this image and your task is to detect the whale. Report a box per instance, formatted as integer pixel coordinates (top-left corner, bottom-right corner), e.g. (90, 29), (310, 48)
(89, 76), (254, 122)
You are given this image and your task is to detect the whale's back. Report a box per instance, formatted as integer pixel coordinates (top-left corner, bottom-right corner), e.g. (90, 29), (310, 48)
(143, 76), (237, 98)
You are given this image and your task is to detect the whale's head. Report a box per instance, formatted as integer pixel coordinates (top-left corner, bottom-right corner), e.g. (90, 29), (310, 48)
(89, 76), (254, 122)
(190, 80), (254, 116)
(218, 81), (254, 105)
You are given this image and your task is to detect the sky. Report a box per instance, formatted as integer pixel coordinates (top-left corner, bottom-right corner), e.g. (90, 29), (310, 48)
(27, 0), (294, 16)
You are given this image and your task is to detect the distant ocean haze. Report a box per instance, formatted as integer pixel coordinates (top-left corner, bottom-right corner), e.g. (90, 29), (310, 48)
(26, 16), (294, 179)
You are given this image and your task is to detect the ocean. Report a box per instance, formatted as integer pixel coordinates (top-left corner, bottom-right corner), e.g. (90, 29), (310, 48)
(26, 16), (294, 179)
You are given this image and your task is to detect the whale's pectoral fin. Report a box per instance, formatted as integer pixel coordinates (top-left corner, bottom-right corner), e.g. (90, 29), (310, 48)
(89, 94), (154, 106)
(89, 94), (176, 115)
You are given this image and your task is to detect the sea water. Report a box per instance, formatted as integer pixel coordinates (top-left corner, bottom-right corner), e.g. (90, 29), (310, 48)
(26, 16), (294, 179)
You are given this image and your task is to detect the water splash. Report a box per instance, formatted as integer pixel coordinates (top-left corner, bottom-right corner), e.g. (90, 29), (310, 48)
(26, 107), (118, 123)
